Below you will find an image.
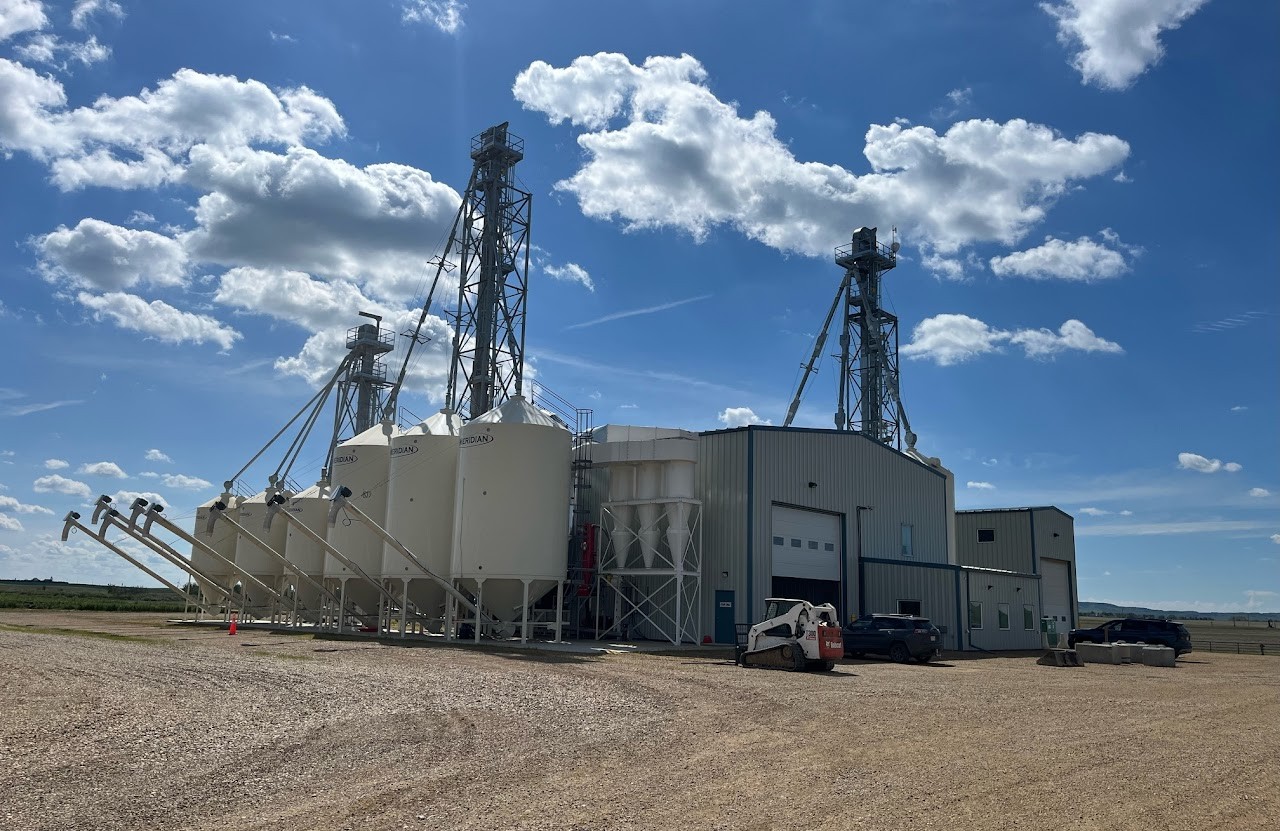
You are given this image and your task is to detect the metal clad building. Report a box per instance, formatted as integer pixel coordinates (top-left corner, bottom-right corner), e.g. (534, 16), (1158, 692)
(697, 426), (950, 641)
(956, 507), (1079, 647)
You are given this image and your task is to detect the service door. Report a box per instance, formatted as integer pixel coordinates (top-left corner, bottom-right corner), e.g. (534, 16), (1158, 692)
(714, 590), (736, 644)
(1042, 558), (1073, 630)
(770, 506), (842, 611)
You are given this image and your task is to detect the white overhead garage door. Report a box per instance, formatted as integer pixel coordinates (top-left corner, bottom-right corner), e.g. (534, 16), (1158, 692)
(771, 506), (841, 581)
(1042, 558), (1072, 629)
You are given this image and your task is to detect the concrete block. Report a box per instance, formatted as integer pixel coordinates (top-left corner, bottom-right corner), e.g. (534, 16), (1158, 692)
(1113, 642), (1145, 663)
(1037, 649), (1084, 667)
(1141, 646), (1176, 667)
(1075, 642), (1121, 664)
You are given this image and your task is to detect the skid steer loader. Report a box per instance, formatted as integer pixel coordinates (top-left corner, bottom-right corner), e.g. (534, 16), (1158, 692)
(736, 598), (843, 671)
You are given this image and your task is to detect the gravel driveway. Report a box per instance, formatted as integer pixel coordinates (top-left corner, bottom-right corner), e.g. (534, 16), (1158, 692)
(1, 611), (1275, 830)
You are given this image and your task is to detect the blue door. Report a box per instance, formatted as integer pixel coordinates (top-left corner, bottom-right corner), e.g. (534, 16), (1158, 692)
(715, 590), (736, 644)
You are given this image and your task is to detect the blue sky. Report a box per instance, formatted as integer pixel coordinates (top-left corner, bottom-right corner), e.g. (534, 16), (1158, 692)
(0, 0), (1275, 613)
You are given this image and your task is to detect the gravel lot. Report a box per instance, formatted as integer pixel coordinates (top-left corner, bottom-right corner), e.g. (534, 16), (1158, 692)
(1, 611), (1276, 831)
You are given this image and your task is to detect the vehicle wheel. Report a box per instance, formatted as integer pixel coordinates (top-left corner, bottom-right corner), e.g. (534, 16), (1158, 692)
(780, 644), (796, 662)
(889, 642), (910, 663)
(819, 661), (835, 672)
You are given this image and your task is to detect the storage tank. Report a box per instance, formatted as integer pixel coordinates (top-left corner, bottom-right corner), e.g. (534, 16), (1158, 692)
(192, 494), (240, 604)
(382, 409), (460, 621)
(233, 490), (288, 607)
(281, 481), (332, 613)
(451, 396), (571, 623)
(324, 422), (398, 613)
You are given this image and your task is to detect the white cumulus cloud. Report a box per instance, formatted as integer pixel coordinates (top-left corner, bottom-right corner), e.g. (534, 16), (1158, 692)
(14, 33), (111, 68)
(0, 0), (47, 42)
(0, 494), (53, 515)
(32, 473), (92, 497)
(718, 406), (770, 428)
(1042, 0), (1209, 90)
(1249, 488), (1271, 498)
(143, 448), (171, 463)
(158, 473), (212, 491)
(76, 291), (241, 351)
(1176, 452), (1242, 474)
(967, 481), (996, 490)
(0, 513), (23, 531)
(43, 458), (69, 469)
(514, 53), (1128, 258)
(542, 262), (595, 291)
(989, 229), (1137, 281)
(901, 314), (1122, 365)
(70, 0), (124, 30)
(77, 461), (127, 478)
(36, 218), (188, 290)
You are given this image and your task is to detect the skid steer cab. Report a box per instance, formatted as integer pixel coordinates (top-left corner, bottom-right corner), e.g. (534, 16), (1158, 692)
(736, 598), (843, 671)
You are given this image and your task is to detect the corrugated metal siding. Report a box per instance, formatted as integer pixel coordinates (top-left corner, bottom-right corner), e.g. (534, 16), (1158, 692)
(862, 561), (960, 650)
(696, 430), (749, 638)
(1032, 508), (1076, 565)
(956, 511), (1035, 572)
(960, 569), (1043, 650)
(697, 428), (951, 641)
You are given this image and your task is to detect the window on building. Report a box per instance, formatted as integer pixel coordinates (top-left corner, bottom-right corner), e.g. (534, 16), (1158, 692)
(900, 524), (914, 560)
(823, 542), (835, 552)
(772, 536), (784, 546)
(968, 601), (983, 629)
(790, 538), (801, 548)
(1023, 604), (1035, 630)
(898, 600), (922, 616)
(998, 603), (1010, 630)
(977, 528), (996, 543)
(808, 540), (819, 550)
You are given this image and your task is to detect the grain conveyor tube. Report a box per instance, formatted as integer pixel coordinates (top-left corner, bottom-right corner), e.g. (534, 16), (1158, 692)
(60, 510), (219, 615)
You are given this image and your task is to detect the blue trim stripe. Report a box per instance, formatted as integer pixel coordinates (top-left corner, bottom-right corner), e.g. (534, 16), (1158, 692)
(745, 427), (755, 619)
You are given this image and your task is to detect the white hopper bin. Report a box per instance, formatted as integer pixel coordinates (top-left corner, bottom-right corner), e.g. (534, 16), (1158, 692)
(382, 409), (460, 622)
(634, 462), (662, 568)
(233, 491), (288, 607)
(663, 459), (696, 570)
(281, 482), (332, 612)
(609, 465), (635, 568)
(193, 495), (241, 603)
(451, 396), (571, 624)
(325, 422), (398, 613)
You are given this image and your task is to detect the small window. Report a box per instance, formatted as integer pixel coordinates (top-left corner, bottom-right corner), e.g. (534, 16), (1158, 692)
(900, 524), (914, 560)
(998, 603), (1010, 630)
(772, 536), (784, 546)
(968, 601), (983, 629)
(808, 540), (819, 550)
(898, 600), (922, 616)
(790, 538), (801, 548)
(823, 542), (835, 552)
(1023, 604), (1035, 630)
(977, 528), (995, 543)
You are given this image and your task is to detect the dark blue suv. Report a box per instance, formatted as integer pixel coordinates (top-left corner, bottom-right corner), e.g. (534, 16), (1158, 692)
(1068, 618), (1193, 656)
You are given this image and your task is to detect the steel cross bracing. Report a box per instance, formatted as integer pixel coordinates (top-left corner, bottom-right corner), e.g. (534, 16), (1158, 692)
(785, 227), (911, 450)
(445, 123), (532, 420)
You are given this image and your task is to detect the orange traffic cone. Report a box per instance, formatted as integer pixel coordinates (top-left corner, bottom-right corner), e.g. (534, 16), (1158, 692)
(228, 613), (238, 636)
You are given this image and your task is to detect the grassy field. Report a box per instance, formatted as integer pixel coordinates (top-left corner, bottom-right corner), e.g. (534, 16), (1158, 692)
(0, 580), (190, 613)
(1080, 615), (1280, 649)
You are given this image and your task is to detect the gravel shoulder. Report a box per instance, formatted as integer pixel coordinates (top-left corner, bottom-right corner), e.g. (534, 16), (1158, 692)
(1, 610), (1276, 831)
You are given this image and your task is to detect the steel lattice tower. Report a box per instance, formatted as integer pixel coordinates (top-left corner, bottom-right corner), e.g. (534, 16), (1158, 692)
(445, 123), (532, 420)
(335, 311), (395, 437)
(834, 227), (903, 447)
